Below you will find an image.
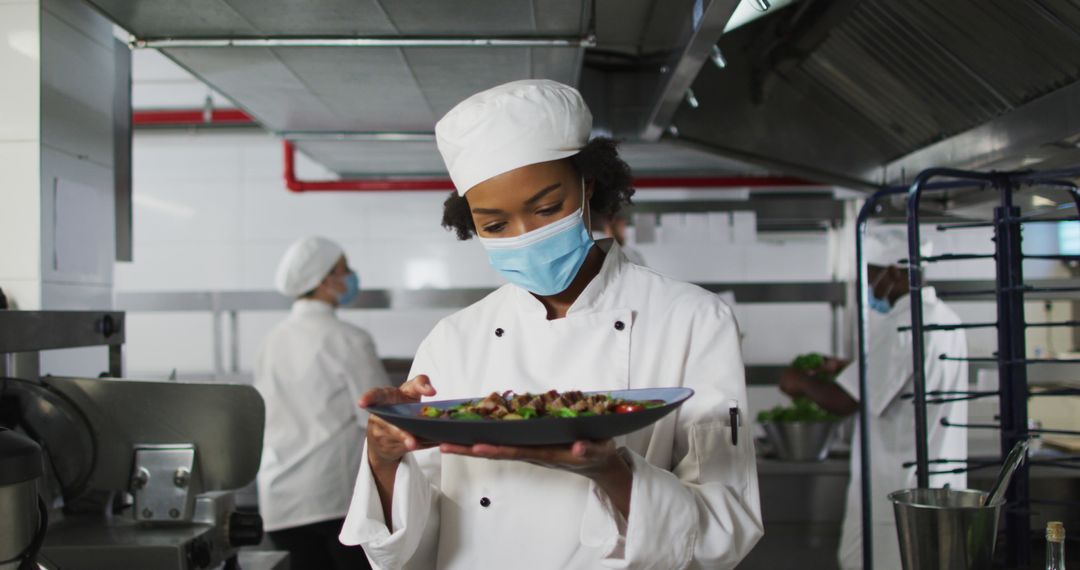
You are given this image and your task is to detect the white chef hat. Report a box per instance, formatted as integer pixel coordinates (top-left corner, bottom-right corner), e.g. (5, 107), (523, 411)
(435, 79), (592, 196)
(274, 236), (343, 297)
(865, 227), (933, 267)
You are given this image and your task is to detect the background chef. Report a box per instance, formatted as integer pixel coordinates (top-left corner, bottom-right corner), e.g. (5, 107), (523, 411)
(778, 229), (968, 569)
(339, 79), (763, 569)
(255, 236), (391, 570)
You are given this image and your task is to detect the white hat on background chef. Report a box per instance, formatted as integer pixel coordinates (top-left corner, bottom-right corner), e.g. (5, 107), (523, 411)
(865, 227), (933, 267)
(275, 236), (343, 297)
(435, 79), (592, 196)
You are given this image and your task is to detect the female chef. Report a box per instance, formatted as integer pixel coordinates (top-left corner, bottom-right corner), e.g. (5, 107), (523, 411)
(340, 79), (763, 569)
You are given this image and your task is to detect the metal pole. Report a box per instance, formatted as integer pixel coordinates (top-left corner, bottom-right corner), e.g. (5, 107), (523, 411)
(994, 174), (1031, 567)
(229, 310), (240, 374)
(108, 345), (123, 377)
(212, 296), (224, 378)
(904, 168), (997, 488)
(906, 176), (932, 489)
(854, 186), (907, 570)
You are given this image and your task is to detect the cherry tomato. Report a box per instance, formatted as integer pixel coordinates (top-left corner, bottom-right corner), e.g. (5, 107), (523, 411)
(614, 403), (644, 414)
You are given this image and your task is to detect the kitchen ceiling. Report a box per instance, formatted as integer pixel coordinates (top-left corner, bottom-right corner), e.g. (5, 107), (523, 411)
(92, 0), (779, 181)
(674, 0), (1080, 187)
(90, 0), (1080, 188)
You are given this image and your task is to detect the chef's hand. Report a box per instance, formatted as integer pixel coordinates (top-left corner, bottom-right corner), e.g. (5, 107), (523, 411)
(779, 367), (808, 398)
(358, 374), (438, 469)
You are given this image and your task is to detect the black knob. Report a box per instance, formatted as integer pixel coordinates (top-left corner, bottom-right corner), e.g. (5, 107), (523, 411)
(228, 511), (264, 547)
(188, 537), (212, 569)
(95, 315), (118, 338)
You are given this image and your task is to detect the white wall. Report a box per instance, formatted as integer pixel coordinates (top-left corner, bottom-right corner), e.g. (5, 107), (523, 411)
(115, 129), (849, 376)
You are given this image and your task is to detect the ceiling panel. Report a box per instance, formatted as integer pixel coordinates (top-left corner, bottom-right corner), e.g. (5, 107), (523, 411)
(294, 140), (447, 176)
(294, 138), (767, 177)
(404, 47), (582, 118)
(89, 0), (589, 38)
(272, 47), (437, 131)
(380, 0), (586, 35)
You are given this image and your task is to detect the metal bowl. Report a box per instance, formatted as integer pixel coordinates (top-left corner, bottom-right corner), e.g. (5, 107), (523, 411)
(761, 420), (839, 462)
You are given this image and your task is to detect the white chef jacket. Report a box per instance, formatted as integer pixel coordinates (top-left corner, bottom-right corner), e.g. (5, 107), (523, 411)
(835, 287), (968, 569)
(255, 299), (391, 532)
(340, 240), (763, 569)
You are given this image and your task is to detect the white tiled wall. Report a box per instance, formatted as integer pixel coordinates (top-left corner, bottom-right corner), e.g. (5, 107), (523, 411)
(116, 130), (852, 376)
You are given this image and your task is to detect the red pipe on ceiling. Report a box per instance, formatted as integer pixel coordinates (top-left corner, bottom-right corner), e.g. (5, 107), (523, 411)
(133, 108), (255, 126)
(131, 108), (820, 191)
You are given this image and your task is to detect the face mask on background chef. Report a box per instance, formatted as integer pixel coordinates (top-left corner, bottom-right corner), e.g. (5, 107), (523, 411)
(274, 236), (360, 307)
(435, 80), (596, 297)
(863, 228), (932, 315)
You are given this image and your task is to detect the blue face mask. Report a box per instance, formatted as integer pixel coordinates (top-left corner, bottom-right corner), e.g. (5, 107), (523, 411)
(337, 271), (360, 306)
(479, 182), (594, 296)
(868, 286), (892, 315)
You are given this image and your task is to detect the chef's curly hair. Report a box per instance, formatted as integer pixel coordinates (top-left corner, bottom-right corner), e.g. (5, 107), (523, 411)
(440, 137), (635, 240)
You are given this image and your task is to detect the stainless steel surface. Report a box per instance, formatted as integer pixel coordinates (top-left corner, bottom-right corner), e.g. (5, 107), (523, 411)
(641, 0), (740, 141)
(674, 0), (1080, 189)
(5, 352), (39, 384)
(877, 76), (1080, 185)
(0, 480), (39, 569)
(289, 137), (773, 178)
(761, 420), (838, 462)
(889, 488), (1002, 570)
(89, 0), (590, 37)
(133, 35), (596, 48)
(984, 439), (1030, 508)
(115, 282), (846, 312)
(743, 456), (848, 569)
(933, 278), (1080, 301)
(43, 377), (264, 494)
(0, 379), (95, 501)
(0, 312), (125, 353)
(42, 516), (221, 570)
(113, 36), (132, 263)
(132, 445), (197, 522)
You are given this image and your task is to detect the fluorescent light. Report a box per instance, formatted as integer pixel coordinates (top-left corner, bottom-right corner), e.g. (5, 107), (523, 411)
(725, 0), (796, 32)
(710, 45), (727, 69)
(685, 89), (700, 109)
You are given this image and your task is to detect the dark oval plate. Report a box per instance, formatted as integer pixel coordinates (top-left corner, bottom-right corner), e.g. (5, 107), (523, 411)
(368, 387), (694, 446)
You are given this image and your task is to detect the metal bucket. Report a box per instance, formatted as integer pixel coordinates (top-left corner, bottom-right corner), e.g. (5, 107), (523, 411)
(889, 488), (1003, 570)
(761, 421), (838, 462)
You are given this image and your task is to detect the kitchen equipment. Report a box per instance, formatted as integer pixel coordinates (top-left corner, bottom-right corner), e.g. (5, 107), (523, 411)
(889, 488), (1003, 570)
(0, 428), (46, 570)
(369, 387), (693, 446)
(760, 421), (838, 462)
(0, 310), (270, 570)
(985, 439), (1031, 507)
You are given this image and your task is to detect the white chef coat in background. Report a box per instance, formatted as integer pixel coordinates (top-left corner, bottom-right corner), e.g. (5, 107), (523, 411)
(341, 240), (763, 569)
(255, 299), (391, 532)
(835, 287), (968, 569)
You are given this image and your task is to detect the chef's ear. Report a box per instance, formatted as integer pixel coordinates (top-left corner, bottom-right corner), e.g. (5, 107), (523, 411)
(585, 177), (595, 200)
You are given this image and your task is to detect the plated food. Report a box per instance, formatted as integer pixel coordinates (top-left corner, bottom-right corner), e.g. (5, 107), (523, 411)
(369, 387), (694, 446)
(419, 389), (665, 421)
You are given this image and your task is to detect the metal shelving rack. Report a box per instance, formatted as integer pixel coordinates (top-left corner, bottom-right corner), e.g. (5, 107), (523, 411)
(855, 166), (1080, 569)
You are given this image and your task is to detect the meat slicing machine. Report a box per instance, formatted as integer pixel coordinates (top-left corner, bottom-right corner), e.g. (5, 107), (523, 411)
(0, 311), (273, 569)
